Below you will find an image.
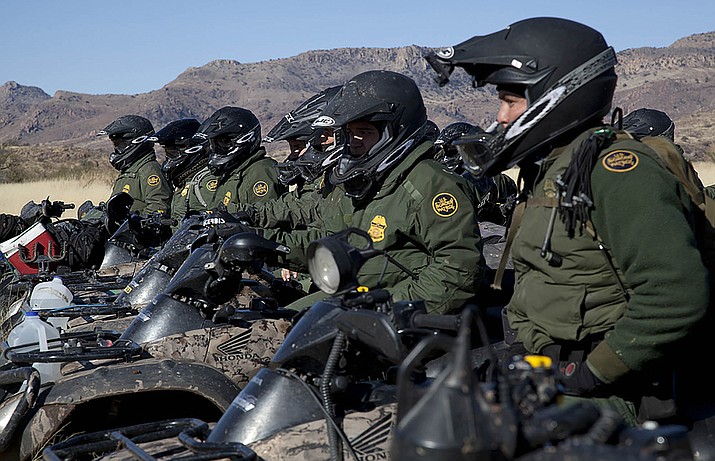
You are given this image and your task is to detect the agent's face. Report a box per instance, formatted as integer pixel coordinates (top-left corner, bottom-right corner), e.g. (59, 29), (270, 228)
(319, 127), (335, 148)
(287, 139), (307, 160)
(346, 121), (381, 158)
(497, 90), (528, 128)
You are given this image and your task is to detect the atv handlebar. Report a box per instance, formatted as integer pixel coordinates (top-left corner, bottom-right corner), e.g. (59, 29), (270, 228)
(41, 199), (75, 218)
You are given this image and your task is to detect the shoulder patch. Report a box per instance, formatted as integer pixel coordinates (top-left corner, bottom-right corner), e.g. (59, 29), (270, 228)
(602, 150), (639, 173)
(368, 215), (387, 242)
(122, 184), (131, 194)
(432, 192), (458, 217)
(253, 180), (269, 197)
(147, 174), (161, 187)
(206, 179), (218, 192)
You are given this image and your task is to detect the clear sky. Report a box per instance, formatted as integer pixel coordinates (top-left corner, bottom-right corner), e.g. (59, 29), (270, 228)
(2, 0), (714, 96)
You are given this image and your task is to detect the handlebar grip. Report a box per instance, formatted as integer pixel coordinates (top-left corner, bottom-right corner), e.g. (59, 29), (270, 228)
(411, 313), (461, 331)
(63, 203), (76, 209)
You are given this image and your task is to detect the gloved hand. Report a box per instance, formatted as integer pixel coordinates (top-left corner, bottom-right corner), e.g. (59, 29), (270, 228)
(233, 210), (255, 227)
(557, 360), (604, 396)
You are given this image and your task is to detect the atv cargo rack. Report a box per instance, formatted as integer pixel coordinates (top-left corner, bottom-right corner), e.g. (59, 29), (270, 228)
(42, 417), (257, 461)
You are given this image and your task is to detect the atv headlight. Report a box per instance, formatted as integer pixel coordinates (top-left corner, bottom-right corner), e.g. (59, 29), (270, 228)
(307, 236), (364, 295)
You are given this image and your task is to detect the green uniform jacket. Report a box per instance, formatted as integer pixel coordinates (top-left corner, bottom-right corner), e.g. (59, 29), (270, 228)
(273, 141), (485, 314)
(506, 127), (709, 385)
(244, 174), (330, 230)
(206, 148), (282, 212)
(111, 152), (172, 216)
(171, 167), (217, 223)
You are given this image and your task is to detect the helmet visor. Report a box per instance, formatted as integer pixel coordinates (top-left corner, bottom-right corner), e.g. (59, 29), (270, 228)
(162, 144), (182, 159)
(209, 135), (234, 157)
(111, 138), (131, 152)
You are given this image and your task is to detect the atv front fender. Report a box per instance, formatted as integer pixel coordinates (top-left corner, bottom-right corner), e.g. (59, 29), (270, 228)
(17, 358), (240, 461)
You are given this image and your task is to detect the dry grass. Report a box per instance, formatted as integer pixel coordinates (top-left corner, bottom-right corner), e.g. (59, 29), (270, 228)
(694, 162), (715, 186)
(0, 179), (112, 215)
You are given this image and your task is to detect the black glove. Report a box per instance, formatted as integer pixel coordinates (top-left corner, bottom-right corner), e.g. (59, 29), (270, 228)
(557, 360), (604, 396)
(233, 210), (255, 227)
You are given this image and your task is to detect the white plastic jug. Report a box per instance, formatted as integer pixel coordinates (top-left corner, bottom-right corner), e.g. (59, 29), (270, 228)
(6, 311), (63, 384)
(29, 276), (73, 309)
(29, 276), (73, 330)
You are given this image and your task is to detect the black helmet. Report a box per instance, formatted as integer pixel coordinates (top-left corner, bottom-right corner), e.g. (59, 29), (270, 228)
(293, 133), (346, 184)
(98, 115), (155, 171)
(149, 119), (208, 188)
(434, 122), (477, 171)
(621, 108), (675, 141)
(425, 17), (618, 176)
(264, 86), (342, 145)
(150, 118), (201, 147)
(201, 107), (261, 177)
(314, 70), (428, 199)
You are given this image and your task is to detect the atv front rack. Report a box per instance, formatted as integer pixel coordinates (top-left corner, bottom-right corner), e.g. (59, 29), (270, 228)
(42, 417), (257, 461)
(3, 330), (143, 364)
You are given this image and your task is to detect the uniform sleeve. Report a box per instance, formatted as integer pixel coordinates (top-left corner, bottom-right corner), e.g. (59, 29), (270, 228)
(233, 159), (284, 211)
(263, 185), (342, 272)
(389, 169), (485, 314)
(587, 148), (709, 383)
(140, 163), (172, 215)
(248, 188), (323, 230)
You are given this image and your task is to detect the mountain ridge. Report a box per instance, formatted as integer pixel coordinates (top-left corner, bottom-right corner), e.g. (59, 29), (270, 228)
(1, 32), (714, 182)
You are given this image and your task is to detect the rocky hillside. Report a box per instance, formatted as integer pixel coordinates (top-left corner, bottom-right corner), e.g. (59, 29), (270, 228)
(1, 31), (714, 181)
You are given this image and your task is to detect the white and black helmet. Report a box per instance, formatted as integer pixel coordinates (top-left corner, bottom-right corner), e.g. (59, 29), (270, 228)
(425, 17), (618, 176)
(98, 115), (155, 171)
(271, 86), (342, 186)
(315, 70), (428, 199)
(264, 86), (341, 145)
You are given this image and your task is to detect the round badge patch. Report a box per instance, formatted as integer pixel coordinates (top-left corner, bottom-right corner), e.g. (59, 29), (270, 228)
(432, 192), (459, 217)
(147, 174), (161, 187)
(253, 181), (269, 197)
(602, 150), (639, 172)
(206, 179), (218, 192)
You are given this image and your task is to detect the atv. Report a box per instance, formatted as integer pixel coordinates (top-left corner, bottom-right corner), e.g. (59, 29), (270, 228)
(39, 227), (715, 461)
(0, 227), (305, 461)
